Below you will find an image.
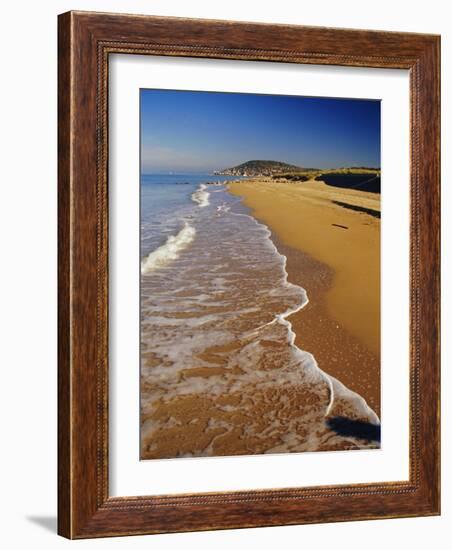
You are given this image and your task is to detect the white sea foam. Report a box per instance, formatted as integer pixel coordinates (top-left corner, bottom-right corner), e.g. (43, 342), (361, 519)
(216, 203), (231, 213)
(225, 208), (347, 420)
(141, 222), (196, 274)
(140, 184), (380, 457)
(191, 184), (210, 207)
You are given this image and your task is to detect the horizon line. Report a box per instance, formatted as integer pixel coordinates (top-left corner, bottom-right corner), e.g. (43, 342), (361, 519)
(141, 164), (382, 175)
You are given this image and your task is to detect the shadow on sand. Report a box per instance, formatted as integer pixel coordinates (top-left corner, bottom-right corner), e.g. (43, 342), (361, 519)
(326, 416), (381, 443)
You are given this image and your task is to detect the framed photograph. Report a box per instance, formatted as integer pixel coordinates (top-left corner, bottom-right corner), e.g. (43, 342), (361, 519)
(58, 11), (440, 538)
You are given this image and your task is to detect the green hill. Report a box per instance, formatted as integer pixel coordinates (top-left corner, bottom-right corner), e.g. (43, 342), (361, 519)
(215, 160), (318, 176)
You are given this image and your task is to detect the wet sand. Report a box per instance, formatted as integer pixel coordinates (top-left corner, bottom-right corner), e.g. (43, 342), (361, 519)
(140, 178), (381, 460)
(229, 178), (381, 416)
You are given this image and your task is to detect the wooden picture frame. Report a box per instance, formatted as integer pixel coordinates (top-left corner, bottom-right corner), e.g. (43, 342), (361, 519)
(58, 11), (440, 539)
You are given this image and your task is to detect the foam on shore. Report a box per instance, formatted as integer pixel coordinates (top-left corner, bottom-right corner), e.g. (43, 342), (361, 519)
(191, 184), (210, 207)
(140, 182), (380, 458)
(141, 222), (196, 274)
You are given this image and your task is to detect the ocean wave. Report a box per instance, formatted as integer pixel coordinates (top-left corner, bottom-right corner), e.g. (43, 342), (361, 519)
(141, 222), (196, 274)
(191, 184), (210, 207)
(140, 185), (379, 458)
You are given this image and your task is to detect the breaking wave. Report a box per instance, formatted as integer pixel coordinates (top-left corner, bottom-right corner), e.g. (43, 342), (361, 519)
(141, 222), (196, 274)
(191, 184), (210, 207)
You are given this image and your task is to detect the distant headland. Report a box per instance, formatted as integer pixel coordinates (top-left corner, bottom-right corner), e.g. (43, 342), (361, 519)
(214, 160), (381, 193)
(214, 160), (319, 177)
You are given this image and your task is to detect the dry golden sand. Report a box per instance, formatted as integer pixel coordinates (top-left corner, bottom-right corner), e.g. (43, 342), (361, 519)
(229, 178), (381, 416)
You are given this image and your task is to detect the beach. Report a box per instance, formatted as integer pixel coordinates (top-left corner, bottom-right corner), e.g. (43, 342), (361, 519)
(229, 178), (381, 416)
(139, 90), (382, 459)
(139, 175), (381, 459)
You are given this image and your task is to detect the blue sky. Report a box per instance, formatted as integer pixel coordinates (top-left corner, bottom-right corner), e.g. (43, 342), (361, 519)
(140, 89), (380, 173)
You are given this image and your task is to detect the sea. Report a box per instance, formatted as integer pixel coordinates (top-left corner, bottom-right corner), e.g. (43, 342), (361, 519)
(140, 173), (379, 459)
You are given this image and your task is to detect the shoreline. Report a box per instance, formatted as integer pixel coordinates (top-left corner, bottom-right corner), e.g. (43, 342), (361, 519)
(140, 177), (381, 459)
(228, 178), (381, 417)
